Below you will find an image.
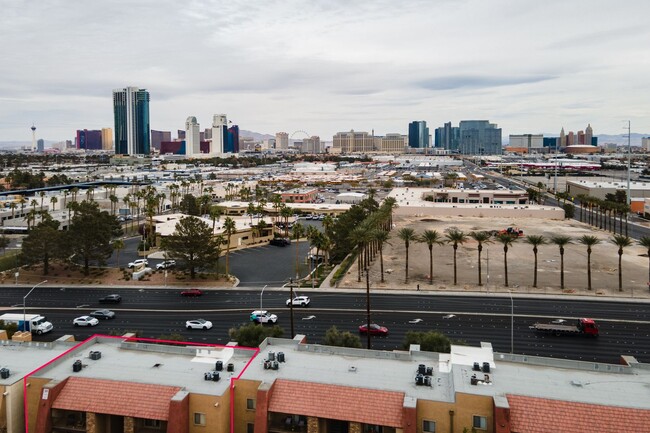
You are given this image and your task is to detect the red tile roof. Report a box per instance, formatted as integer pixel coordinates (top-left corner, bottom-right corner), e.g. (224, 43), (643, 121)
(268, 379), (404, 427)
(52, 377), (181, 420)
(508, 394), (650, 433)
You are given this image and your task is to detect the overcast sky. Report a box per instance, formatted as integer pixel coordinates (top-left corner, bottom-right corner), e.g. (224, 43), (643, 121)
(1, 0), (649, 142)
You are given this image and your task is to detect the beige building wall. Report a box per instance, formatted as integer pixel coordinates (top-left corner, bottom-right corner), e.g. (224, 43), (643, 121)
(233, 379), (260, 433)
(276, 132), (289, 150)
(333, 131), (376, 153)
(394, 204), (564, 219)
(416, 393), (494, 433)
(381, 134), (407, 153)
(189, 392), (230, 433)
(25, 376), (53, 432)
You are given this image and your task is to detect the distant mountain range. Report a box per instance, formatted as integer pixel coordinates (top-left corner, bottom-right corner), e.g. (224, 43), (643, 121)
(239, 130), (274, 141)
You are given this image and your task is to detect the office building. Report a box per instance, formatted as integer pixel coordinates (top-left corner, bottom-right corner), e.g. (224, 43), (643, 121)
(101, 128), (113, 150)
(227, 125), (240, 153)
(300, 136), (321, 154)
(151, 130), (171, 152)
(458, 120), (502, 155)
(113, 87), (150, 155)
(177, 130), (186, 140)
(211, 114), (228, 154)
(276, 132), (289, 150)
(408, 121), (429, 149)
(435, 122), (460, 151)
(332, 130), (376, 153)
(642, 137), (650, 151)
(185, 117), (201, 156)
(76, 129), (103, 150)
(37, 139), (45, 152)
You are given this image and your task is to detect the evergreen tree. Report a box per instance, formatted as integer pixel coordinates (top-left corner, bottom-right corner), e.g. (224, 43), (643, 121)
(161, 216), (222, 279)
(20, 215), (62, 275)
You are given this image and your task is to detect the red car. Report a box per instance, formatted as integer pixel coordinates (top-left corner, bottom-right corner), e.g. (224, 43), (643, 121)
(358, 323), (389, 336)
(181, 289), (203, 297)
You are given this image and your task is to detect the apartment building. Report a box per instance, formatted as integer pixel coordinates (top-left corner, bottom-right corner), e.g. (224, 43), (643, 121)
(3, 334), (650, 433)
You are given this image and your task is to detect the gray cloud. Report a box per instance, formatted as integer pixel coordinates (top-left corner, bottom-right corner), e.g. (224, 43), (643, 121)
(417, 75), (557, 91)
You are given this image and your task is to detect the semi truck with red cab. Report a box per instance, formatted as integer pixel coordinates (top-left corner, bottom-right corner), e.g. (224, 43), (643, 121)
(529, 318), (599, 337)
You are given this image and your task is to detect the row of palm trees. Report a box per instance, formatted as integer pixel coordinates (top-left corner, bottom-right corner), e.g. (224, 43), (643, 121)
(574, 193), (631, 236)
(390, 227), (649, 292)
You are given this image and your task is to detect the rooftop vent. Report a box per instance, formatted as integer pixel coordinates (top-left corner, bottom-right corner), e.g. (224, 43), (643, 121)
(204, 371), (220, 382)
(0, 368), (10, 379)
(349, 366), (357, 372)
(89, 351), (101, 360)
(153, 363), (162, 368)
(72, 360), (82, 373)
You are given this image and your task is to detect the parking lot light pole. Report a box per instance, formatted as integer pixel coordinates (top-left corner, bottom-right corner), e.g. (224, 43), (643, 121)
(23, 280), (47, 332)
(289, 278), (295, 338)
(508, 291), (513, 354)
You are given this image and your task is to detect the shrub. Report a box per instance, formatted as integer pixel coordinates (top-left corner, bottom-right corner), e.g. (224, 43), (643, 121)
(323, 326), (362, 348)
(228, 323), (284, 347)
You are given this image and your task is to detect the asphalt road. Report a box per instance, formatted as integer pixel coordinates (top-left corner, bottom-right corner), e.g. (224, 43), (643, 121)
(1, 287), (648, 364)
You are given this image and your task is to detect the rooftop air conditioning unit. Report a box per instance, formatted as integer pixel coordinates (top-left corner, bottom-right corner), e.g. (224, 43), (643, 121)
(227, 363), (234, 372)
(482, 362), (490, 373)
(0, 368), (9, 379)
(215, 361), (223, 371)
(90, 351), (101, 360)
(473, 362), (481, 371)
(268, 351), (276, 361)
(72, 360), (82, 373)
(277, 352), (285, 362)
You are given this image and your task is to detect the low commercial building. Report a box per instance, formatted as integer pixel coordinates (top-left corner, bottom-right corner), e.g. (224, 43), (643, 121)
(567, 179), (650, 201)
(280, 188), (319, 203)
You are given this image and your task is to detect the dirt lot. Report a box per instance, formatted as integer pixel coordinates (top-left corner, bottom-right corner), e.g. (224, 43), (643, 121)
(337, 215), (650, 299)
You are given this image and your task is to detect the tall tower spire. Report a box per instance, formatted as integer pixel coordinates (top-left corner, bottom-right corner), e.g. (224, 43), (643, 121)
(31, 124), (36, 152)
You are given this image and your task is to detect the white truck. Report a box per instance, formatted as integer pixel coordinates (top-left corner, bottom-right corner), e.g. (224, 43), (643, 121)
(0, 313), (54, 335)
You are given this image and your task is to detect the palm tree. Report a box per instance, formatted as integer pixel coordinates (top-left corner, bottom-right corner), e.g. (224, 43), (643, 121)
(524, 235), (547, 288)
(445, 229), (468, 286)
(209, 205), (222, 233)
(223, 217), (236, 277)
(292, 223), (305, 279)
(469, 231), (492, 286)
(39, 191), (46, 211)
(30, 199), (38, 212)
(397, 227), (417, 284)
(638, 236), (650, 291)
(112, 238), (125, 268)
(350, 226), (370, 282)
(280, 206), (293, 238)
(373, 229), (391, 283)
(611, 234), (633, 292)
(496, 233), (517, 287)
(419, 230), (444, 285)
(50, 196), (58, 212)
(578, 235), (601, 291)
(550, 235), (572, 290)
(9, 202), (16, 220)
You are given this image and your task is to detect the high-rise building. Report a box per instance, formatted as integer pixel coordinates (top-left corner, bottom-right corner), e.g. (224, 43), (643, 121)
(332, 130), (376, 153)
(227, 125), (240, 153)
(585, 124), (593, 147)
(113, 87), (150, 155)
(210, 114), (228, 154)
(380, 134), (407, 153)
(408, 121), (429, 149)
(642, 137), (650, 151)
(559, 127), (566, 147)
(37, 139), (44, 152)
(184, 117), (201, 156)
(509, 134), (544, 151)
(150, 130), (171, 151)
(275, 132), (289, 150)
(458, 120), (502, 155)
(76, 129), (103, 150)
(567, 131), (575, 146)
(435, 122), (460, 151)
(101, 128), (113, 150)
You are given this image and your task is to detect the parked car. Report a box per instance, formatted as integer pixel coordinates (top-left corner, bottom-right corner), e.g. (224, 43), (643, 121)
(250, 310), (278, 324)
(128, 259), (149, 269)
(358, 323), (389, 336)
(186, 319), (212, 330)
(286, 296), (310, 307)
(89, 309), (115, 320)
(181, 288), (203, 297)
(99, 294), (121, 304)
(269, 238), (291, 247)
(156, 260), (176, 270)
(73, 316), (99, 327)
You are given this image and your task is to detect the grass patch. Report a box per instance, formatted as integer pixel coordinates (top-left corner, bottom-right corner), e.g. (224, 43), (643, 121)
(0, 252), (20, 272)
(330, 253), (357, 287)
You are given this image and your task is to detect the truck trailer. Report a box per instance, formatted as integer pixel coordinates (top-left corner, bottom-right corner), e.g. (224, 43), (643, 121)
(0, 313), (54, 334)
(529, 318), (599, 337)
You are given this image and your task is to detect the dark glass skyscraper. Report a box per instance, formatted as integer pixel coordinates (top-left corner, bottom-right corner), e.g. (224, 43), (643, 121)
(113, 87), (150, 155)
(458, 120), (501, 155)
(408, 121), (429, 148)
(226, 125), (239, 153)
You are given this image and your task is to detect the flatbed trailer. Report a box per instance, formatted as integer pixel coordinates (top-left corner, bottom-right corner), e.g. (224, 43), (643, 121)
(529, 318), (599, 337)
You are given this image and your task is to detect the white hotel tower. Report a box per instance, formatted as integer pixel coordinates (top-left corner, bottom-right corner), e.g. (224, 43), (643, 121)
(185, 116), (201, 156)
(211, 114), (227, 155)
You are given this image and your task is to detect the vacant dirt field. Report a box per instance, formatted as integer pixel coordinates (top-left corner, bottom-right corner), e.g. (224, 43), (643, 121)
(337, 215), (650, 299)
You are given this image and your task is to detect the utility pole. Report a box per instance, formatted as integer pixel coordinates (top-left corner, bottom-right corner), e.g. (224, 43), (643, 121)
(289, 278), (295, 339)
(365, 266), (371, 350)
(626, 120), (631, 207)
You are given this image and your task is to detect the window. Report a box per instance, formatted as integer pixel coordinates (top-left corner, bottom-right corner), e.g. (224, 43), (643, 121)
(143, 419), (162, 429)
(473, 415), (487, 430)
(194, 413), (206, 426)
(247, 398), (256, 410)
(423, 420), (436, 433)
(247, 423), (255, 433)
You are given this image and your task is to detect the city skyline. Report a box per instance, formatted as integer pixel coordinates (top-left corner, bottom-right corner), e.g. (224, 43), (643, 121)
(1, 0), (649, 142)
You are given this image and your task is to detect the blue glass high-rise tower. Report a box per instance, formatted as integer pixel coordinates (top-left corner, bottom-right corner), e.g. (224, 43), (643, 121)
(113, 87), (150, 155)
(408, 121), (429, 149)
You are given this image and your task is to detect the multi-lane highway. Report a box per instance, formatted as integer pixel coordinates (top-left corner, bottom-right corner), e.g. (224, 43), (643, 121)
(1, 286), (649, 364)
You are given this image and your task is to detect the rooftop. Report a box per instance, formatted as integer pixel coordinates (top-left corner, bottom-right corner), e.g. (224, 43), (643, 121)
(29, 336), (257, 396)
(0, 340), (72, 386)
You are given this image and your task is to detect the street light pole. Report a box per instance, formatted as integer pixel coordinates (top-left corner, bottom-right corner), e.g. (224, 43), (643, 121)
(259, 285), (267, 310)
(365, 266), (371, 350)
(508, 291), (513, 354)
(289, 278), (295, 338)
(23, 280), (47, 332)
